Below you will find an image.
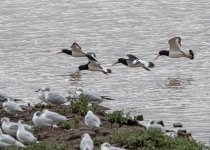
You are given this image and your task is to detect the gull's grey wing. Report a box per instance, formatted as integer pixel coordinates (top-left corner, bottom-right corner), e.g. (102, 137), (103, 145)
(18, 131), (36, 143)
(9, 124), (18, 131)
(86, 114), (100, 125)
(45, 112), (66, 122)
(47, 92), (67, 104)
(1, 135), (15, 145)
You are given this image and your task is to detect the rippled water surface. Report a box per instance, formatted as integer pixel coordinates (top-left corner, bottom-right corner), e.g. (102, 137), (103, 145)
(0, 0), (210, 144)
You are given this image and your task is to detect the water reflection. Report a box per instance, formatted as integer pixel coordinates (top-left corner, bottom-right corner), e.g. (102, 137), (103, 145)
(165, 78), (194, 89)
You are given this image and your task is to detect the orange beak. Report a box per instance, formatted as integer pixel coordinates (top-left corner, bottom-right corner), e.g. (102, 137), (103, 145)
(112, 61), (119, 66)
(154, 54), (160, 61)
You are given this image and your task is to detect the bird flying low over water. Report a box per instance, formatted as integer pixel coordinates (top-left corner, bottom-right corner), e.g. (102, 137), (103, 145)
(154, 37), (194, 60)
(112, 54), (154, 71)
(75, 52), (112, 74)
(56, 42), (86, 57)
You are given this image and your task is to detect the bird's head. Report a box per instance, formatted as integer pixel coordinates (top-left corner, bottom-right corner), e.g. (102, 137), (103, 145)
(112, 58), (127, 66)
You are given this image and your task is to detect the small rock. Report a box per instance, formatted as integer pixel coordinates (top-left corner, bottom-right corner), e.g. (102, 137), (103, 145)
(135, 115), (144, 121)
(126, 119), (140, 126)
(173, 122), (183, 128)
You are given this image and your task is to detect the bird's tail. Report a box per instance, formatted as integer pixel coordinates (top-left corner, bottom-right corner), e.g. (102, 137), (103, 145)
(101, 96), (114, 100)
(148, 62), (155, 68)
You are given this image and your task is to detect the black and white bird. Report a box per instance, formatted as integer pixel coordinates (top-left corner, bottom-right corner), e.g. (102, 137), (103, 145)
(112, 54), (154, 71)
(155, 37), (194, 60)
(56, 42), (86, 57)
(75, 52), (112, 74)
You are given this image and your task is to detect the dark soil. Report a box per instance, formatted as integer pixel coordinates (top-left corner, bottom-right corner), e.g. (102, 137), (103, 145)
(0, 103), (145, 150)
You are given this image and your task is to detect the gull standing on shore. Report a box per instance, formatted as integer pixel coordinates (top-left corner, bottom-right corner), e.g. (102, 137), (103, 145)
(44, 89), (68, 105)
(75, 87), (113, 103)
(41, 109), (68, 124)
(17, 120), (37, 145)
(0, 128), (25, 148)
(32, 111), (58, 128)
(101, 142), (126, 150)
(1, 117), (32, 137)
(80, 133), (94, 150)
(36, 87), (50, 104)
(85, 110), (102, 127)
(2, 98), (24, 114)
(0, 90), (22, 102)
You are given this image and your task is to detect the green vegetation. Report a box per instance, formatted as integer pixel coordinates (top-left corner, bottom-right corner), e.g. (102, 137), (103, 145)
(109, 128), (208, 150)
(93, 137), (104, 147)
(107, 110), (130, 125)
(8, 142), (67, 150)
(34, 103), (46, 110)
(58, 120), (75, 129)
(68, 95), (91, 115)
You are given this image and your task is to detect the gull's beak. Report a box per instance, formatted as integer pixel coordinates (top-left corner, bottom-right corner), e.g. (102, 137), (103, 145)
(154, 54), (160, 61)
(112, 61), (119, 66)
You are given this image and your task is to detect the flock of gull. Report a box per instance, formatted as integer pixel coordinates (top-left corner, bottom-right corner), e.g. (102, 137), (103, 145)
(0, 37), (194, 150)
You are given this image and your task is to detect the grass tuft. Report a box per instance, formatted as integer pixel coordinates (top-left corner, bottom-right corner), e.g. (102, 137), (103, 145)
(109, 128), (208, 150)
(107, 110), (130, 125)
(68, 95), (90, 116)
(58, 120), (75, 129)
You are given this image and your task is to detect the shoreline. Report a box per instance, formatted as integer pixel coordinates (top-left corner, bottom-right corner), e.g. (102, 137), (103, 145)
(0, 97), (208, 150)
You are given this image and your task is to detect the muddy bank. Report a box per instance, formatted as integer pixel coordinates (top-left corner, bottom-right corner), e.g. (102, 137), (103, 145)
(0, 102), (145, 150)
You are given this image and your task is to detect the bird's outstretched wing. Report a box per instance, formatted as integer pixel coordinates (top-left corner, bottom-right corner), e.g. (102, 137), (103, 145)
(71, 42), (85, 53)
(168, 37), (182, 52)
(126, 54), (139, 61)
(85, 52), (98, 62)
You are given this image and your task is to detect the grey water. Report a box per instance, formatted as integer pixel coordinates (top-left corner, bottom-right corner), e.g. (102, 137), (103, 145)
(0, 0), (210, 145)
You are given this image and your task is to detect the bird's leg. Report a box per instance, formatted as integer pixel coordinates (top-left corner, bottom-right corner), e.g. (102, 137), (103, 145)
(73, 69), (80, 76)
(102, 71), (108, 75)
(143, 67), (150, 71)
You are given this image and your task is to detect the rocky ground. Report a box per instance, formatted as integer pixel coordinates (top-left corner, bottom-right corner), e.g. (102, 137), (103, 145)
(0, 101), (145, 150)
